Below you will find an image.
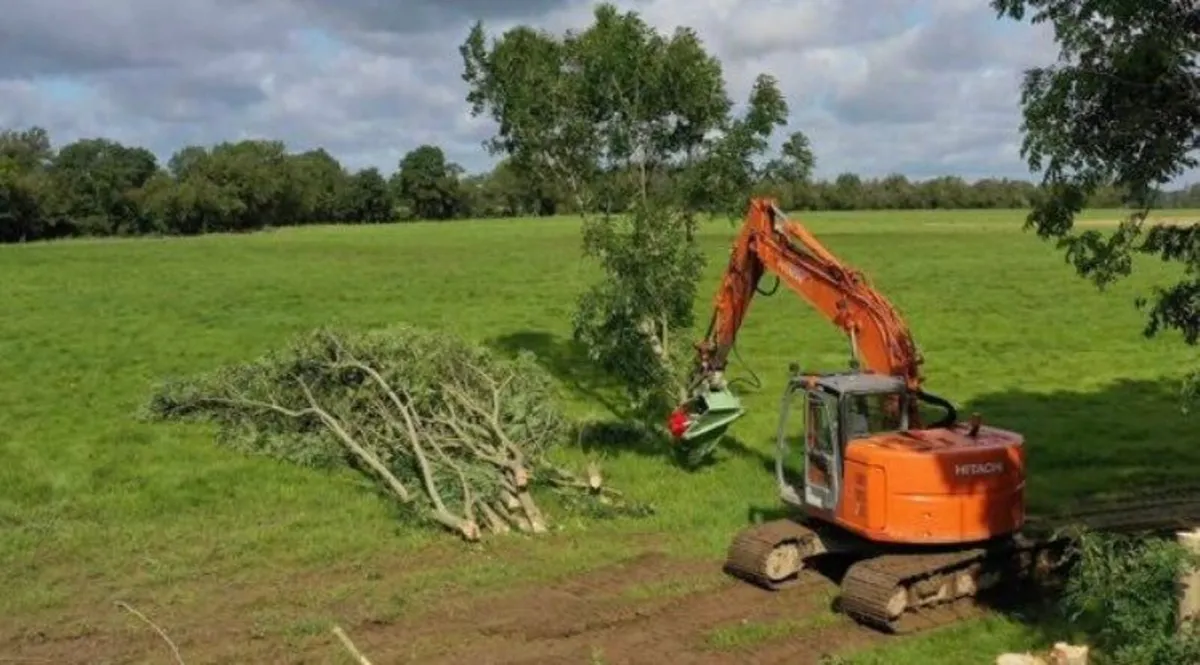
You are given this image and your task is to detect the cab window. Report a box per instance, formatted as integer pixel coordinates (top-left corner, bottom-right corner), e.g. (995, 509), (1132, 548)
(808, 392), (836, 453)
(844, 392), (906, 439)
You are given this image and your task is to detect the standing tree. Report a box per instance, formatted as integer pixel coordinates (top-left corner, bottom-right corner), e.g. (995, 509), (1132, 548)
(50, 138), (159, 236)
(993, 0), (1199, 405)
(342, 167), (394, 224)
(760, 130), (818, 208)
(0, 127), (53, 173)
(460, 3), (790, 415)
(768, 131), (816, 184)
(0, 126), (58, 242)
(394, 145), (465, 220)
(289, 148), (349, 223)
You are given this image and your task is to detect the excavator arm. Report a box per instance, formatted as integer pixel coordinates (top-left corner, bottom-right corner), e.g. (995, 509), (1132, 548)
(668, 198), (925, 443)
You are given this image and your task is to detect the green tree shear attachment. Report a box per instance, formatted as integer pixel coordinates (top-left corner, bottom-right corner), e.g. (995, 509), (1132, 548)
(669, 386), (746, 467)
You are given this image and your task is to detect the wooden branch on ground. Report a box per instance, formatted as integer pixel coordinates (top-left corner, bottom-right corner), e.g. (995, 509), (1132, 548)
(331, 625), (373, 665)
(294, 380), (415, 505)
(146, 326), (651, 543)
(114, 600), (186, 665)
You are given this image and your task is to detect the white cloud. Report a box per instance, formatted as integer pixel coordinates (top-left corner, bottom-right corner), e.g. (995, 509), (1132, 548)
(0, 0), (1157, 183)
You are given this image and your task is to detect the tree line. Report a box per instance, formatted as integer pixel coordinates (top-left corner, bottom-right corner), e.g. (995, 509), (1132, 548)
(3, 123), (1200, 244)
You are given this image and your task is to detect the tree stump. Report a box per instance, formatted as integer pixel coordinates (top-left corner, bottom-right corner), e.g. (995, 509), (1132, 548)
(1049, 642), (1088, 665)
(1178, 528), (1200, 633)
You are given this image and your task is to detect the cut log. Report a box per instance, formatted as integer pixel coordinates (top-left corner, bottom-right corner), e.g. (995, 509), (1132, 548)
(1049, 642), (1088, 665)
(1179, 528), (1200, 633)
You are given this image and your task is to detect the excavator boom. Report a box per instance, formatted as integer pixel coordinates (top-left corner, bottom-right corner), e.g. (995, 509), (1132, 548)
(703, 198), (922, 385)
(671, 198), (924, 444)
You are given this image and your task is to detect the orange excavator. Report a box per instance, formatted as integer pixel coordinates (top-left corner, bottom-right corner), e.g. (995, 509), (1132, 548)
(667, 198), (1051, 632)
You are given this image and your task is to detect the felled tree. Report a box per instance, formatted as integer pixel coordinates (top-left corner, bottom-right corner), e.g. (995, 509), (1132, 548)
(460, 3), (790, 415)
(992, 0), (1200, 407)
(144, 326), (646, 541)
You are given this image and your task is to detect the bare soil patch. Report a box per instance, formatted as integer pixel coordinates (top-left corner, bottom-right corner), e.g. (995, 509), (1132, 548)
(347, 550), (884, 665)
(1, 545), (893, 665)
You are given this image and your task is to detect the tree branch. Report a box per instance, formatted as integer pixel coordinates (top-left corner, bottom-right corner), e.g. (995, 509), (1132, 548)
(114, 601), (185, 665)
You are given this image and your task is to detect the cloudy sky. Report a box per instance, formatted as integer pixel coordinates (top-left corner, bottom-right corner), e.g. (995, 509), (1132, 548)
(1, 0), (1077, 181)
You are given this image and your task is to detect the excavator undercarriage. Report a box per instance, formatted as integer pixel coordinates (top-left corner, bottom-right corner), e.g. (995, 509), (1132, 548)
(724, 516), (1068, 634)
(724, 486), (1200, 635)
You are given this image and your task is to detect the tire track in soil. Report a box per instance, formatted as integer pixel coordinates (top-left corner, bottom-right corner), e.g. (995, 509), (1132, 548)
(357, 551), (883, 665)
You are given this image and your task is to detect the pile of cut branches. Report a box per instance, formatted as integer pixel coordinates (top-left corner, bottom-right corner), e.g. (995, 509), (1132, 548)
(144, 325), (649, 541)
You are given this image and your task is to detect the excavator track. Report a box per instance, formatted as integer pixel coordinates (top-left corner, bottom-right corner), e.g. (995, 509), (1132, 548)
(839, 550), (982, 634)
(723, 519), (822, 589)
(837, 541), (1061, 634)
(835, 488), (1200, 635)
(714, 490), (1200, 636)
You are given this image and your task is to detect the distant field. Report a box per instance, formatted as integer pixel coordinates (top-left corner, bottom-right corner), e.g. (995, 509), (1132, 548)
(1, 208), (1197, 664)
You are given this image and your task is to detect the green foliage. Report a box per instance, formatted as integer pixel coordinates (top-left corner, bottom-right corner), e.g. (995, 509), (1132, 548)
(684, 73), (789, 218)
(0, 158), (51, 242)
(145, 325), (565, 461)
(0, 126), (52, 171)
(7, 122), (1200, 245)
(0, 130), (399, 241)
(460, 3), (740, 210)
(460, 3), (789, 412)
(290, 148), (350, 223)
(393, 145), (465, 220)
(3, 211), (1200, 663)
(50, 138), (158, 235)
(344, 167), (394, 223)
(143, 325), (629, 534)
(1060, 530), (1200, 665)
(764, 131), (816, 185)
(993, 0), (1199, 403)
(572, 202), (707, 412)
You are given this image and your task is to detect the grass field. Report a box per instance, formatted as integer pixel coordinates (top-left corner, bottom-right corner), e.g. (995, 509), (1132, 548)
(2, 208), (1197, 663)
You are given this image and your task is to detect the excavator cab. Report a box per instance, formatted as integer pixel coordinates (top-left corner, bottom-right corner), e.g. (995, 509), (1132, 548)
(668, 365), (933, 475)
(774, 368), (913, 513)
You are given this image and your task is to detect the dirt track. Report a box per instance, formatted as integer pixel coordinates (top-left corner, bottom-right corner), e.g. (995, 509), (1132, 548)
(345, 551), (889, 665)
(2, 549), (895, 665)
(370, 489), (1200, 665)
(11, 488), (1200, 664)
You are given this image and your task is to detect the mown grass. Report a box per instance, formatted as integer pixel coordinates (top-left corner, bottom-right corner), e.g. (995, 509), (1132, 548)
(1, 207), (1197, 662)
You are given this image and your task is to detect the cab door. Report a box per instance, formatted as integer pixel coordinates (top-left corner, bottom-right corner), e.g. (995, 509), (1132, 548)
(803, 390), (841, 512)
